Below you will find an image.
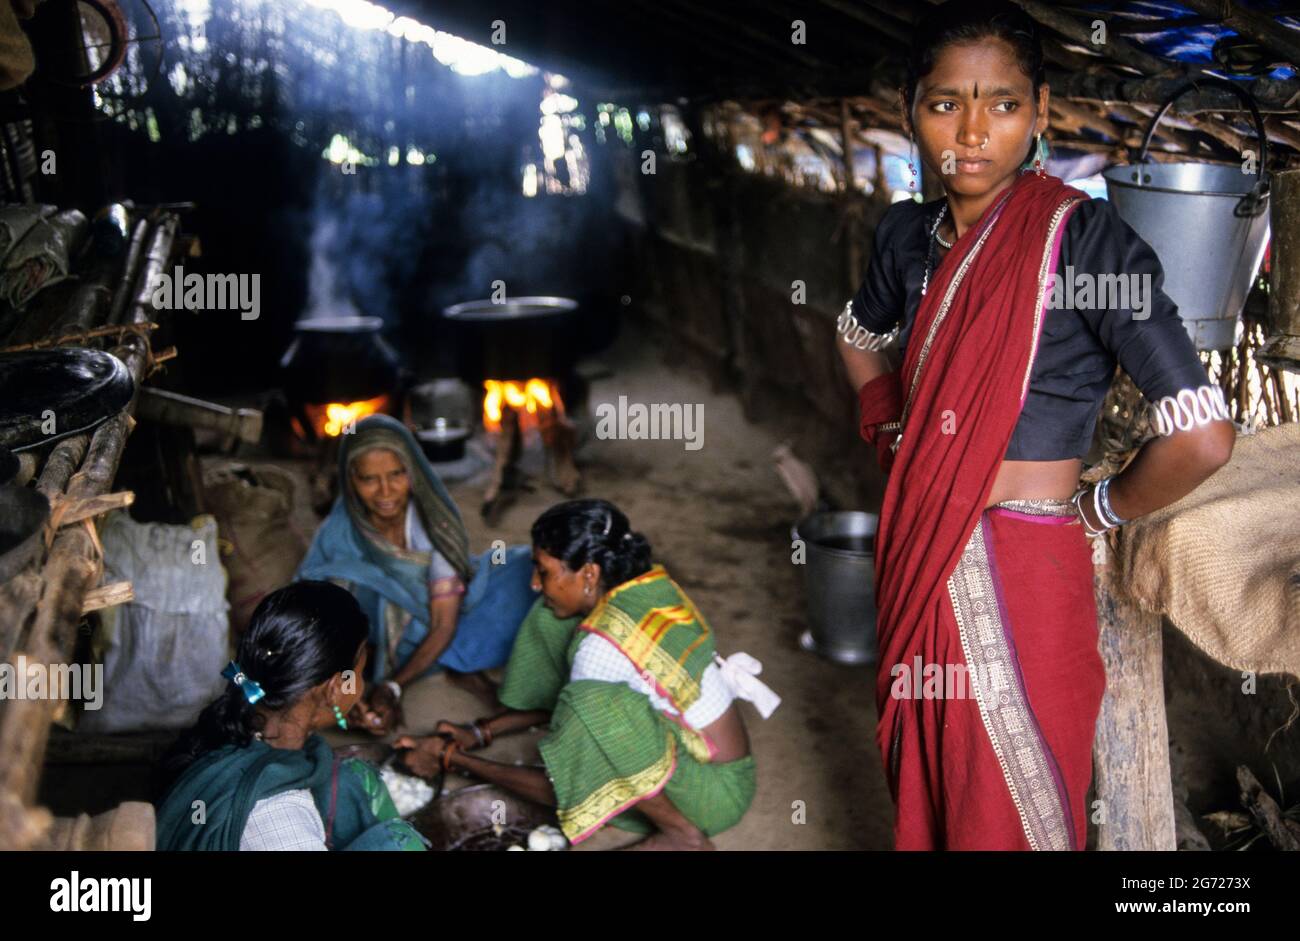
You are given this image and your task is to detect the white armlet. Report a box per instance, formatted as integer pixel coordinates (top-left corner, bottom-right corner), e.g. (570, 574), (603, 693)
(837, 301), (899, 352)
(1149, 384), (1230, 436)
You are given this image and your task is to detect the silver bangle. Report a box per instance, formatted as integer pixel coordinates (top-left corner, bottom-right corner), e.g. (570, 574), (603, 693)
(1097, 476), (1128, 527)
(1149, 384), (1230, 436)
(1091, 483), (1109, 532)
(837, 301), (899, 351)
(1072, 487), (1112, 538)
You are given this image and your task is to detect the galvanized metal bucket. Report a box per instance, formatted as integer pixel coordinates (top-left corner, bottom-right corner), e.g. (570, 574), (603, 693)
(1102, 78), (1270, 352)
(793, 511), (878, 665)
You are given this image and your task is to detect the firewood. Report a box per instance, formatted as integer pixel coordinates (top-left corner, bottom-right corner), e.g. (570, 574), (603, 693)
(1236, 765), (1300, 851)
(49, 491), (134, 529)
(80, 581), (134, 615)
(538, 406), (580, 497)
(481, 406), (522, 523)
(136, 387), (262, 444)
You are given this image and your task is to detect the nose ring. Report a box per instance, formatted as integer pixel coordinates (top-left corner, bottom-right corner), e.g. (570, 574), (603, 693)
(979, 136), (988, 150)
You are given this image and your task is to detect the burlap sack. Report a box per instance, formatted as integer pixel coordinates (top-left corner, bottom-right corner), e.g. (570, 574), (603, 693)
(1113, 422), (1300, 678)
(204, 464), (309, 633)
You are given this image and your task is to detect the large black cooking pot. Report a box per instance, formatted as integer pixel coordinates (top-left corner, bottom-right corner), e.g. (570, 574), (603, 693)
(442, 296), (580, 411)
(278, 315), (401, 405)
(0, 349), (134, 452)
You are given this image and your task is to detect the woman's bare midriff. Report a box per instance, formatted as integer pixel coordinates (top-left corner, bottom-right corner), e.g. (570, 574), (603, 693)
(700, 703), (751, 765)
(985, 458), (1082, 508)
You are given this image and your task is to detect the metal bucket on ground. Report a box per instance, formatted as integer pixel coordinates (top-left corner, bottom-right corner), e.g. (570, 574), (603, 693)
(1102, 78), (1270, 352)
(793, 511), (878, 665)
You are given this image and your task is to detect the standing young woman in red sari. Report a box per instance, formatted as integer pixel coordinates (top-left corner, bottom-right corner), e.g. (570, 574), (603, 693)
(840, 1), (1236, 850)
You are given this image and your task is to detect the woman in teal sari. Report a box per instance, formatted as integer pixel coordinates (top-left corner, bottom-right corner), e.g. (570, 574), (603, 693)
(154, 581), (426, 851)
(297, 415), (537, 734)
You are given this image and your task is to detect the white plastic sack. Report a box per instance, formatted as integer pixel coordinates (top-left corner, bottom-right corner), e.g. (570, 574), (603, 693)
(79, 512), (231, 733)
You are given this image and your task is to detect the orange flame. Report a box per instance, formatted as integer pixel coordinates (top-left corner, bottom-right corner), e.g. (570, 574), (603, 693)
(483, 379), (562, 432)
(303, 395), (388, 438)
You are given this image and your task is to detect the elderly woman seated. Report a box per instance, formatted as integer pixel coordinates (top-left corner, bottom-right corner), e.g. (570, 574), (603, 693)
(398, 499), (776, 850)
(297, 414), (536, 734)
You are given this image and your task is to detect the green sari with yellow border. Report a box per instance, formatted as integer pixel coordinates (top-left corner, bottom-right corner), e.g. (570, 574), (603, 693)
(499, 566), (756, 844)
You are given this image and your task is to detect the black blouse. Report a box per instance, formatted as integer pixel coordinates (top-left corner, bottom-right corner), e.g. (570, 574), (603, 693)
(848, 195), (1211, 460)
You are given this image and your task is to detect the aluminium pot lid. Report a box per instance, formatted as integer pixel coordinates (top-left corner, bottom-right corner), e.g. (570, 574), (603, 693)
(442, 296), (578, 322)
(291, 315), (383, 333)
(0, 349), (134, 452)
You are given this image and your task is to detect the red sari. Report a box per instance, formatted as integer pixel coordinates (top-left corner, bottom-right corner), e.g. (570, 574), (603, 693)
(869, 172), (1105, 850)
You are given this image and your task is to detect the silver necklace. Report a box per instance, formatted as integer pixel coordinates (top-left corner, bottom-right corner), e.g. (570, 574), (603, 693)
(921, 203), (949, 296)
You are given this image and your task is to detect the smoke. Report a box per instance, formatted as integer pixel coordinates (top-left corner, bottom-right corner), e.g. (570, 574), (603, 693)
(302, 174), (434, 322)
(302, 216), (361, 320)
(447, 175), (588, 304)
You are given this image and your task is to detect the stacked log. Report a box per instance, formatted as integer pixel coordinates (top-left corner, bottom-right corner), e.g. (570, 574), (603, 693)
(0, 210), (180, 850)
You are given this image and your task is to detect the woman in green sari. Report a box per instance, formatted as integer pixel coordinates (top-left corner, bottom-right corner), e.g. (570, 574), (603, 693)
(154, 581), (426, 851)
(398, 499), (773, 850)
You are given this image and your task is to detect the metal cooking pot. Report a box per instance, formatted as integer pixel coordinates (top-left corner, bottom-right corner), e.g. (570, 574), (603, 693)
(442, 296), (580, 399)
(416, 420), (470, 462)
(279, 315), (400, 405)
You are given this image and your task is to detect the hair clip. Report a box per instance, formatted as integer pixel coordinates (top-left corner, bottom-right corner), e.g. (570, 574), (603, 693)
(221, 660), (266, 705)
(622, 531), (633, 542)
(602, 512), (612, 536)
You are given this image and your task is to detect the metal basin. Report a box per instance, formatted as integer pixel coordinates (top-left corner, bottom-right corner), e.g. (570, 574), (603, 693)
(409, 783), (557, 851)
(333, 744), (557, 850)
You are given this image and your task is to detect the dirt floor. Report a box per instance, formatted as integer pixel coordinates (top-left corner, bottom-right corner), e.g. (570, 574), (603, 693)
(309, 320), (896, 850)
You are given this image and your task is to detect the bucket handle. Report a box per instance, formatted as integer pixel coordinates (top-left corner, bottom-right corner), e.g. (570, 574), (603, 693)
(1137, 77), (1270, 217)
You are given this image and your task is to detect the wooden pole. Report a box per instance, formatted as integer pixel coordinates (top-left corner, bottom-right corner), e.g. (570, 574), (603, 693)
(0, 214), (180, 850)
(1047, 69), (1300, 113)
(1092, 562), (1177, 850)
(1177, 0), (1300, 70)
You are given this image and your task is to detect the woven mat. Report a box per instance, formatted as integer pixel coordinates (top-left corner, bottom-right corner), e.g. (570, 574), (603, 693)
(1113, 421), (1300, 679)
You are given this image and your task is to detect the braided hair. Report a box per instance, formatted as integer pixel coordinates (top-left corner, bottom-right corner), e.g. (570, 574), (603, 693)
(530, 499), (652, 592)
(154, 580), (367, 796)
